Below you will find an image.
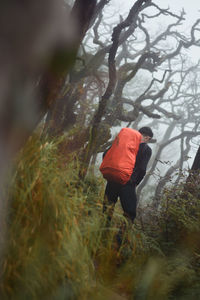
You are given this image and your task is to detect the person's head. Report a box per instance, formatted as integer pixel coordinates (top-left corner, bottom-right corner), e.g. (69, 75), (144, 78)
(139, 127), (153, 143)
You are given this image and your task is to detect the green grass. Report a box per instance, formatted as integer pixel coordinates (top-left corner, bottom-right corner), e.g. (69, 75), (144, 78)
(1, 134), (200, 299)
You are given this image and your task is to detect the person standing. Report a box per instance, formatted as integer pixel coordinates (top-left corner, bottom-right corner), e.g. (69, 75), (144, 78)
(101, 127), (153, 225)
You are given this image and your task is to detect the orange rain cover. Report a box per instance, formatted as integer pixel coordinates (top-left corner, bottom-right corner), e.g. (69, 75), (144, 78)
(99, 128), (142, 185)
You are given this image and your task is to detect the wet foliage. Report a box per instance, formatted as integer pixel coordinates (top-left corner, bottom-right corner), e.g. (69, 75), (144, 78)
(1, 135), (200, 299)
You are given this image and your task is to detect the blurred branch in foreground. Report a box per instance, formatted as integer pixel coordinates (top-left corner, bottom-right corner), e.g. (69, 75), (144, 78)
(0, 0), (97, 281)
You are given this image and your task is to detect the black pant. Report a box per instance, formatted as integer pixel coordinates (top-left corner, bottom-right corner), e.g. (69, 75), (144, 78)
(103, 181), (137, 223)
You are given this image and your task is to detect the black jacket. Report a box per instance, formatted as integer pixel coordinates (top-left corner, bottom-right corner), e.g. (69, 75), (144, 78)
(130, 143), (152, 185)
(103, 142), (152, 186)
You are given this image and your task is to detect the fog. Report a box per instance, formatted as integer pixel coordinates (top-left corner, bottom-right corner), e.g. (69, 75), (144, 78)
(91, 0), (200, 204)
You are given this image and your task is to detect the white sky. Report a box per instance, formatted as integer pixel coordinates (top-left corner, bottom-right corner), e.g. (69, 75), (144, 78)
(110, 0), (200, 60)
(111, 0), (200, 19)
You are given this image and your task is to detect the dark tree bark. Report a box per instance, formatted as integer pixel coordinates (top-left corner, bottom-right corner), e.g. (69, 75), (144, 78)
(191, 146), (200, 171)
(40, 0), (98, 136)
(80, 0), (152, 176)
(186, 145), (200, 190)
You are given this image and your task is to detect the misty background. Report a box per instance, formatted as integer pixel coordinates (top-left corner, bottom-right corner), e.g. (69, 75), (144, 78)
(88, 0), (200, 204)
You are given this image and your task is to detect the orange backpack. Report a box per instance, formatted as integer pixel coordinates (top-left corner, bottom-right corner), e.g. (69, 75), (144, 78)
(99, 128), (141, 185)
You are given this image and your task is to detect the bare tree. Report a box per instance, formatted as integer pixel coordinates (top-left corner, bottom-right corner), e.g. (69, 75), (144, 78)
(42, 2), (200, 177)
(136, 60), (200, 205)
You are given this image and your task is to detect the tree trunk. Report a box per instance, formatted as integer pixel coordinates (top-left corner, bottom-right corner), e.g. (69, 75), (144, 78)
(191, 146), (200, 171)
(186, 145), (200, 188)
(0, 0), (97, 285)
(42, 0), (98, 136)
(80, 0), (151, 178)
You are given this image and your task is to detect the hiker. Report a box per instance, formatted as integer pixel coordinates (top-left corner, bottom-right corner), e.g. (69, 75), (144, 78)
(100, 127), (153, 225)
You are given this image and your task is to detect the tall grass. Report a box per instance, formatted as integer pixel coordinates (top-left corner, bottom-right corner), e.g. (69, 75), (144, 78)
(1, 135), (200, 299)
(1, 135), (102, 299)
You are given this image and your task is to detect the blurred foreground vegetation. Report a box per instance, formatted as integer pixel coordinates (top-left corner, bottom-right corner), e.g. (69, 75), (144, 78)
(1, 134), (200, 300)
